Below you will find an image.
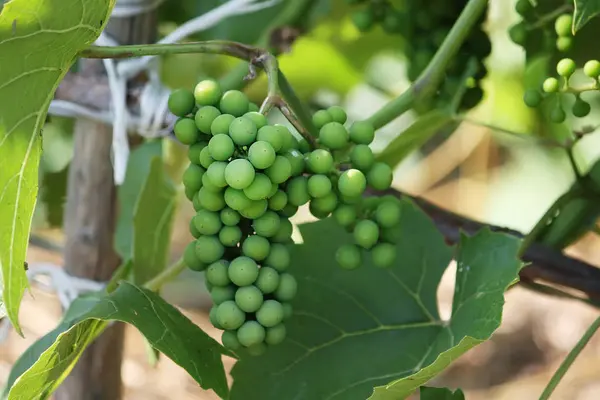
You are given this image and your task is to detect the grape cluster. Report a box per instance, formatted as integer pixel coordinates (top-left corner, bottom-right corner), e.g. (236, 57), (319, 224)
(523, 57), (600, 123)
(169, 80), (300, 356)
(509, 1), (574, 53)
(346, 0), (405, 35)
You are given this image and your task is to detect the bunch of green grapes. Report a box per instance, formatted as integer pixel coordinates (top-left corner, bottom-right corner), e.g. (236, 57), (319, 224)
(168, 80), (301, 356)
(346, 0), (405, 35)
(310, 108), (398, 269)
(509, 0), (574, 53)
(523, 57), (600, 123)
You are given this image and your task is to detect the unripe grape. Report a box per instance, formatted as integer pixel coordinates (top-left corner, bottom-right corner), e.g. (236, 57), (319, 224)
(199, 146), (215, 169)
(253, 211), (281, 237)
(182, 164), (204, 192)
(189, 218), (201, 238)
(572, 98), (591, 118)
(240, 199), (268, 219)
(195, 106), (221, 134)
(257, 126), (283, 152)
(184, 241), (206, 271)
(375, 201), (401, 228)
(334, 204), (357, 227)
(229, 116), (258, 146)
(244, 111), (268, 129)
(168, 89), (195, 117)
(220, 90), (250, 117)
(554, 14), (573, 37)
(256, 300), (284, 327)
(225, 159), (256, 189)
(174, 118), (200, 145)
(265, 156), (292, 184)
(556, 36), (572, 52)
(515, 0), (533, 17)
(211, 285), (235, 305)
(556, 58), (576, 78)
(202, 173), (221, 192)
(224, 187), (252, 211)
(248, 102), (260, 112)
(284, 150), (305, 176)
(268, 190), (288, 211)
(228, 256), (259, 286)
(211, 114), (235, 136)
(336, 244), (362, 269)
(509, 22), (527, 46)
(327, 106), (347, 124)
(277, 125), (299, 152)
(208, 134), (235, 161)
(242, 235), (271, 261)
(220, 207), (240, 226)
(367, 162), (393, 190)
(194, 209), (222, 235)
(319, 122), (349, 150)
(235, 286), (264, 313)
(197, 187), (225, 211)
(237, 321), (266, 347)
(219, 225), (242, 247)
(209, 306), (222, 328)
(584, 60), (600, 78)
(206, 161), (228, 188)
(195, 235), (225, 264)
(256, 267), (280, 294)
(312, 110), (333, 129)
(248, 141), (276, 169)
(307, 149), (334, 173)
(523, 89), (542, 108)
(188, 142), (206, 164)
(338, 169), (367, 198)
(206, 260), (230, 286)
(307, 175), (332, 198)
(310, 191), (338, 215)
(350, 144), (375, 170)
(349, 121), (375, 144)
(216, 301), (245, 330)
(243, 173), (272, 201)
(221, 331), (241, 351)
(353, 220), (379, 249)
(272, 217), (293, 243)
(265, 243), (290, 272)
(194, 79), (222, 106)
(550, 106), (566, 123)
(280, 204), (298, 218)
(372, 243), (397, 267)
(275, 273), (297, 302)
(287, 176), (310, 206)
(265, 324), (286, 345)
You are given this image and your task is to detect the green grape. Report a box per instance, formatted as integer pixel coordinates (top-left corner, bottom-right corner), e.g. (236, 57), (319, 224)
(351, 9), (374, 32)
(228, 256), (260, 286)
(237, 321), (266, 347)
(584, 60), (600, 78)
(195, 106), (221, 134)
(257, 126), (283, 152)
(248, 102), (260, 112)
(319, 122), (349, 150)
(225, 159), (256, 189)
(307, 149), (334, 174)
(327, 106), (347, 124)
(240, 199), (268, 219)
(555, 14), (573, 37)
(372, 243), (396, 268)
(195, 235), (225, 264)
(211, 285), (235, 305)
(174, 118), (200, 145)
(199, 146), (215, 169)
(209, 306), (222, 328)
(333, 204), (357, 227)
(515, 0), (533, 17)
(274, 273), (297, 302)
(335, 244), (362, 269)
(280, 203), (298, 218)
(216, 301), (246, 330)
(235, 286), (264, 313)
(197, 187), (225, 211)
(556, 36), (573, 52)
(246, 342), (267, 356)
(265, 156), (292, 184)
(265, 324), (286, 345)
(243, 173), (272, 200)
(224, 187), (252, 211)
(508, 22), (527, 46)
(206, 260), (230, 286)
(338, 169), (367, 198)
(208, 134), (235, 161)
(523, 89), (542, 108)
(184, 241), (206, 271)
(375, 201), (401, 228)
(572, 97), (591, 118)
(253, 211), (281, 237)
(310, 191), (338, 215)
(265, 243), (290, 271)
(367, 162), (393, 190)
(205, 161), (228, 188)
(192, 192), (202, 211)
(229, 116), (258, 146)
(256, 300), (284, 328)
(350, 144), (374, 171)
(550, 106), (566, 123)
(220, 90), (250, 117)
(194, 209), (222, 235)
(188, 142), (206, 164)
(211, 114), (236, 136)
(248, 141), (276, 169)
(219, 225), (242, 247)
(312, 110), (333, 129)
(194, 79), (222, 106)
(182, 164), (204, 192)
(307, 175), (332, 198)
(284, 150), (305, 176)
(268, 190), (288, 211)
(168, 89), (195, 117)
(220, 207), (240, 226)
(298, 138), (311, 154)
(353, 220), (379, 249)
(221, 330), (241, 351)
(189, 218), (201, 238)
(556, 58), (576, 78)
(286, 176), (310, 206)
(256, 267), (280, 294)
(242, 235), (271, 261)
(277, 125), (299, 152)
(185, 186), (196, 202)
(244, 111), (268, 129)
(202, 173), (221, 192)
(309, 203), (330, 220)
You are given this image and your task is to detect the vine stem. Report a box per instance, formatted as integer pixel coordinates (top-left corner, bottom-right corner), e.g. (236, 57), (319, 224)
(539, 316), (600, 400)
(366, 0), (488, 129)
(144, 258), (186, 292)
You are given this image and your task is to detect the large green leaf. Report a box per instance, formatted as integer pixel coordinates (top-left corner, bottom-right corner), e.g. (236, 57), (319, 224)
(6, 282), (230, 400)
(132, 155), (177, 284)
(573, 0), (600, 33)
(0, 0), (115, 334)
(230, 199), (522, 400)
(420, 386), (465, 400)
(375, 110), (453, 168)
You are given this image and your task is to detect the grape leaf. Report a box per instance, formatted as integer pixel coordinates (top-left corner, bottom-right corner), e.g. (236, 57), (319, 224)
(132, 155), (177, 284)
(573, 0), (600, 33)
(6, 282), (230, 400)
(0, 0), (115, 334)
(376, 110), (453, 168)
(230, 199), (522, 400)
(420, 386), (465, 400)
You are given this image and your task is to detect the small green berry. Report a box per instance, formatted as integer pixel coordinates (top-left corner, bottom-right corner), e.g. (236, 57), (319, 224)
(583, 60), (600, 78)
(550, 106), (566, 123)
(556, 36), (573, 52)
(523, 89), (542, 108)
(542, 77), (560, 93)
(554, 14), (573, 37)
(556, 58), (576, 78)
(572, 98), (591, 118)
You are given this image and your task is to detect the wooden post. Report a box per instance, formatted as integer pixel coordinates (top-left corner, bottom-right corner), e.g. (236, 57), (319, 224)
(55, 6), (157, 400)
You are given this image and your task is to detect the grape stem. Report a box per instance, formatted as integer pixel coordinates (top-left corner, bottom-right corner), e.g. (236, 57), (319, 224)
(144, 258), (187, 292)
(366, 0), (488, 129)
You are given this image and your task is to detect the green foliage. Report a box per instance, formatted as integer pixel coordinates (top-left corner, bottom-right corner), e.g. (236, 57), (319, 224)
(230, 200), (522, 400)
(420, 386), (465, 400)
(0, 0), (115, 334)
(573, 0), (600, 33)
(4, 282), (230, 399)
